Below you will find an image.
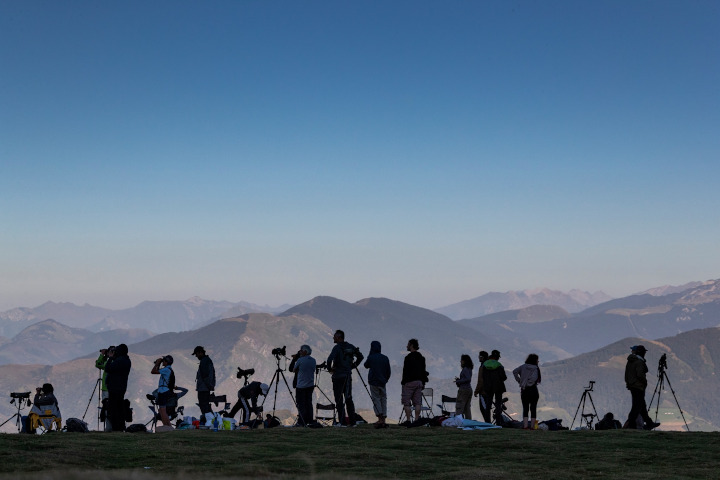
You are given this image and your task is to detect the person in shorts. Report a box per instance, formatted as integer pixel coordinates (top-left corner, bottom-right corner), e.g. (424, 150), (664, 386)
(151, 355), (175, 428)
(401, 338), (427, 423)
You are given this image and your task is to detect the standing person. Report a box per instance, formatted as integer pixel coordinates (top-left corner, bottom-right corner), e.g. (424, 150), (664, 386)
(151, 355), (175, 428)
(291, 344), (316, 426)
(104, 343), (131, 432)
(192, 346), (216, 419)
(364, 340), (391, 429)
(482, 349), (507, 424)
(473, 350), (491, 423)
(401, 338), (427, 424)
(625, 345), (660, 430)
(95, 346), (114, 431)
(455, 354), (474, 419)
(513, 353), (541, 429)
(228, 381), (269, 424)
(326, 330), (364, 426)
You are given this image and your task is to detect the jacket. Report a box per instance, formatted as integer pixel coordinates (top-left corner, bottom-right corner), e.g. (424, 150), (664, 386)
(625, 354), (648, 391)
(401, 351), (427, 385)
(105, 345), (131, 393)
(327, 341), (363, 379)
(482, 358), (507, 394)
(196, 355), (216, 391)
(456, 366), (473, 390)
(513, 363), (540, 390)
(364, 341), (391, 387)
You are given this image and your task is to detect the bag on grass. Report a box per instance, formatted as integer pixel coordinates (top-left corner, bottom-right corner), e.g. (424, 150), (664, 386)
(65, 418), (89, 433)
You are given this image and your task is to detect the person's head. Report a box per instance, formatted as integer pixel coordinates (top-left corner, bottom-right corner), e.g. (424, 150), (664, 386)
(461, 354), (474, 369)
(407, 338), (419, 352)
(260, 383), (269, 396)
(333, 330), (345, 344)
(525, 353), (539, 366)
(370, 340), (382, 353)
(41, 383), (53, 394)
(632, 345), (647, 358)
(300, 344), (312, 356)
(490, 349), (501, 360)
(478, 350), (488, 362)
(163, 355), (174, 366)
(115, 344), (129, 357)
(192, 346), (206, 359)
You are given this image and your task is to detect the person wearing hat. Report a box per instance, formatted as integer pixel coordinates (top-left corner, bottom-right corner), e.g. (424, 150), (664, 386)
(151, 354), (175, 428)
(625, 345), (660, 430)
(291, 344), (316, 426)
(228, 380), (269, 424)
(192, 346), (216, 418)
(482, 349), (507, 425)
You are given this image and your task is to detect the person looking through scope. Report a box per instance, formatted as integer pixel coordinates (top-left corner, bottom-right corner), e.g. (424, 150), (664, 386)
(326, 330), (364, 426)
(290, 344), (316, 426)
(104, 343), (131, 431)
(95, 346), (114, 431)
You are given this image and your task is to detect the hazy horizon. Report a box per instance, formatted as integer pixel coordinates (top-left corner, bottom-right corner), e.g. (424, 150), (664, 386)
(2, 2), (718, 314)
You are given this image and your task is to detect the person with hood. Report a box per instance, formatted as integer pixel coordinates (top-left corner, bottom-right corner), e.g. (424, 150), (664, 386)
(482, 349), (507, 424)
(105, 343), (131, 431)
(625, 345), (660, 430)
(229, 380), (269, 424)
(291, 344), (316, 426)
(192, 346), (216, 418)
(513, 353), (541, 429)
(327, 330), (364, 426)
(455, 354), (474, 419)
(473, 350), (491, 422)
(364, 340), (391, 428)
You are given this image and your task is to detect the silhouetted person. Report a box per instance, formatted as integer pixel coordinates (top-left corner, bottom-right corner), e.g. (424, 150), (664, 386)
(192, 345), (216, 419)
(513, 353), (541, 429)
(474, 350), (491, 422)
(401, 338), (427, 423)
(327, 330), (363, 426)
(625, 345), (660, 430)
(105, 343), (131, 431)
(482, 349), (507, 424)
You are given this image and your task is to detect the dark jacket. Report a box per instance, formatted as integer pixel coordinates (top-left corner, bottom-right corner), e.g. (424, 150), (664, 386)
(364, 341), (391, 387)
(105, 344), (131, 393)
(481, 358), (507, 394)
(240, 381), (263, 408)
(34, 392), (58, 408)
(625, 354), (648, 391)
(327, 341), (364, 379)
(196, 355), (216, 391)
(401, 351), (427, 385)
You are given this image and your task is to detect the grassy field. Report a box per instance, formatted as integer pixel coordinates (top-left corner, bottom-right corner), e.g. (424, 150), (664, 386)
(1, 426), (719, 480)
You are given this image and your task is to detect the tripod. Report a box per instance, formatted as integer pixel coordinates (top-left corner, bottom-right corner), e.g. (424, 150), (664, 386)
(649, 354), (689, 431)
(571, 381), (599, 429)
(82, 369), (103, 431)
(261, 353), (303, 425)
(1, 394), (32, 433)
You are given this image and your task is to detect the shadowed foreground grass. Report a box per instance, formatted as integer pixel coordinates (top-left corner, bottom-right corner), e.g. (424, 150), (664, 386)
(1, 426), (719, 479)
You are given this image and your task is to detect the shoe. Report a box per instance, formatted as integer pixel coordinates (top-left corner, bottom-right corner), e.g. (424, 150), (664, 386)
(643, 421), (661, 430)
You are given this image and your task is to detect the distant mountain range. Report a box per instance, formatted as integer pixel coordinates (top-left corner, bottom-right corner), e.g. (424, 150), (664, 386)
(0, 297), (289, 337)
(435, 288), (613, 320)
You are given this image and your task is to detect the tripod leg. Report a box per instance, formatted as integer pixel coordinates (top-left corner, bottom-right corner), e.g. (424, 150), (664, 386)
(571, 392), (585, 430)
(662, 372), (690, 431)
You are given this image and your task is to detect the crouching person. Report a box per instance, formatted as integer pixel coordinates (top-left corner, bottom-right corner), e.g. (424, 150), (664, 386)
(229, 381), (269, 424)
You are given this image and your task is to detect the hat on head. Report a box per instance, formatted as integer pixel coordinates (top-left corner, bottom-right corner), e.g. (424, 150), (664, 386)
(632, 345), (647, 354)
(192, 346), (205, 356)
(260, 383), (269, 396)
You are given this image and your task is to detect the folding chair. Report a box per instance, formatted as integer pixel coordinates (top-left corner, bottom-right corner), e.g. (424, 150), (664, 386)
(438, 394), (457, 416)
(315, 403), (336, 426)
(419, 388), (434, 418)
(29, 404), (62, 434)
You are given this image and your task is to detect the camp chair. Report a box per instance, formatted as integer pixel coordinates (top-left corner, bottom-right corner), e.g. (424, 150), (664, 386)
(398, 388), (435, 423)
(438, 394), (457, 416)
(28, 403), (62, 434)
(315, 403), (336, 426)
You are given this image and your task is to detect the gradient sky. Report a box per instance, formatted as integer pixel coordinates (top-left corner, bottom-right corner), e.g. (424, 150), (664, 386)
(1, 1), (719, 312)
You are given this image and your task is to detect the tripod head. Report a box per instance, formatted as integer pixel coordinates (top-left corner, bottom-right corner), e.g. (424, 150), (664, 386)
(584, 381), (596, 392)
(658, 353), (668, 374)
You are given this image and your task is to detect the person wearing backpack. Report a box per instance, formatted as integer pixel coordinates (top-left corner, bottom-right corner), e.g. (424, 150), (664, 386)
(327, 330), (364, 426)
(152, 355), (175, 428)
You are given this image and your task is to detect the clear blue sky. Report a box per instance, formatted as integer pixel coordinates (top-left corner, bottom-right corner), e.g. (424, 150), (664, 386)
(1, 1), (719, 311)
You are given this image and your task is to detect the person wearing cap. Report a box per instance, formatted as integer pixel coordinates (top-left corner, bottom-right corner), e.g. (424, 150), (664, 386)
(192, 346), (216, 418)
(151, 355), (175, 428)
(291, 344), (316, 426)
(625, 345), (660, 430)
(229, 380), (269, 424)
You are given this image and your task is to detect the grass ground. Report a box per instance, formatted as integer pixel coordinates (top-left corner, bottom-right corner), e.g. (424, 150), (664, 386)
(1, 426), (719, 480)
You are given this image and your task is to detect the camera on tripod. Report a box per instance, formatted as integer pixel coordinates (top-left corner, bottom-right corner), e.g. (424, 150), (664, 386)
(315, 361), (328, 374)
(584, 381), (596, 392)
(271, 346), (286, 357)
(236, 367), (255, 379)
(10, 392), (31, 400)
(658, 353), (668, 371)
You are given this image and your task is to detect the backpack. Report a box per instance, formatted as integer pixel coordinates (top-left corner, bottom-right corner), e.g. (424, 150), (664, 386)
(126, 423), (148, 433)
(65, 418), (89, 433)
(263, 415), (281, 429)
